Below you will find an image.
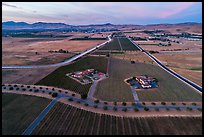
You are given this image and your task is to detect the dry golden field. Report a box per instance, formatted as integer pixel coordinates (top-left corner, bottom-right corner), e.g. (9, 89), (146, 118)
(153, 53), (202, 86)
(2, 37), (105, 65)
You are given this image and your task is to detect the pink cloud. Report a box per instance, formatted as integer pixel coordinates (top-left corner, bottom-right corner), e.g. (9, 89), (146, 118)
(159, 2), (195, 18)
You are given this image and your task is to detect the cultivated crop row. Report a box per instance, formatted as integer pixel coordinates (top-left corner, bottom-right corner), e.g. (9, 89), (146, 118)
(31, 102), (202, 135)
(35, 56), (107, 95)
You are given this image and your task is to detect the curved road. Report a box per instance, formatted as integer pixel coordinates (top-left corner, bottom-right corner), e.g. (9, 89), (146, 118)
(128, 38), (202, 94)
(2, 35), (112, 69)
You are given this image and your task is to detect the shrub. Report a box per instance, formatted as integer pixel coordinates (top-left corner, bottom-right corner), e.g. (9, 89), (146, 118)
(52, 88), (55, 91)
(186, 107), (192, 111)
(182, 103), (186, 105)
(144, 107), (149, 111)
(65, 91), (68, 94)
(42, 90), (45, 93)
(103, 106), (108, 110)
(16, 87), (19, 90)
(58, 90), (61, 93)
(77, 100), (81, 104)
(29, 89), (32, 92)
(2, 84), (5, 86)
(21, 85), (24, 87)
(113, 107), (117, 111)
(104, 102), (108, 105)
(9, 87), (14, 90)
(134, 108), (139, 112)
(142, 102), (146, 105)
(151, 102), (156, 105)
(81, 94), (87, 99)
(8, 84), (11, 87)
(3, 87), (6, 89)
(132, 102), (136, 106)
(22, 88), (26, 91)
(94, 100), (100, 104)
(72, 94), (75, 97)
(68, 98), (73, 101)
(171, 102), (176, 105)
(48, 92), (52, 94)
(94, 105), (98, 108)
(33, 86), (36, 89)
(197, 108), (202, 112)
(46, 88), (48, 90)
(166, 108), (170, 111)
(34, 89), (39, 92)
(14, 85), (17, 87)
(176, 107), (181, 111)
(52, 92), (58, 98)
(27, 85), (30, 88)
(161, 102), (166, 105)
(122, 108), (127, 112)
(84, 103), (89, 106)
(113, 102), (117, 106)
(155, 108), (159, 111)
(39, 87), (43, 89)
(192, 103), (197, 106)
(122, 102), (127, 106)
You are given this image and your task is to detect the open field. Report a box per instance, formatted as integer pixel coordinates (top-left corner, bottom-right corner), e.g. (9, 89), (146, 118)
(94, 57), (202, 102)
(153, 53), (202, 86)
(2, 52), (75, 66)
(135, 38), (202, 52)
(31, 102), (202, 135)
(2, 93), (51, 135)
(35, 56), (108, 95)
(2, 37), (105, 65)
(2, 67), (57, 85)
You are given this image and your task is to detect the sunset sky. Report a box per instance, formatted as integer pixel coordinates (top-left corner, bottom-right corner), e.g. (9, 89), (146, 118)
(2, 2), (202, 25)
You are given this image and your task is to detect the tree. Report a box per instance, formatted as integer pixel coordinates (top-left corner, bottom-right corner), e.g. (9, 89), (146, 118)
(122, 108), (127, 112)
(52, 92), (58, 98)
(122, 102), (127, 106)
(81, 93), (87, 99)
(103, 106), (108, 110)
(94, 100), (100, 104)
(113, 102), (117, 106)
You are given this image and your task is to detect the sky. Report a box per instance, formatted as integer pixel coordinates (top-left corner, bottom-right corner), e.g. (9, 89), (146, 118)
(2, 2), (202, 25)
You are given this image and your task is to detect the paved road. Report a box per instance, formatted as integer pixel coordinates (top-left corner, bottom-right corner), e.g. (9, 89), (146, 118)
(2, 35), (112, 69)
(130, 87), (140, 105)
(87, 80), (98, 100)
(22, 96), (61, 135)
(128, 38), (202, 93)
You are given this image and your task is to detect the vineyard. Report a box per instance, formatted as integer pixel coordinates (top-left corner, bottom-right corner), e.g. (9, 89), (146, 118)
(99, 38), (122, 51)
(119, 38), (139, 51)
(99, 37), (139, 51)
(35, 56), (108, 95)
(2, 93), (51, 135)
(94, 57), (202, 102)
(31, 102), (202, 135)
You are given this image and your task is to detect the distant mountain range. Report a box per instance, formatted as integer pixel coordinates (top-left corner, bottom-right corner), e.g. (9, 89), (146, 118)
(2, 21), (201, 30)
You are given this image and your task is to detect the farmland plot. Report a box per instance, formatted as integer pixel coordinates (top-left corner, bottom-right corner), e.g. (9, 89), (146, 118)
(119, 38), (139, 51)
(35, 56), (108, 95)
(31, 102), (202, 135)
(99, 38), (122, 51)
(94, 57), (202, 102)
(2, 93), (51, 135)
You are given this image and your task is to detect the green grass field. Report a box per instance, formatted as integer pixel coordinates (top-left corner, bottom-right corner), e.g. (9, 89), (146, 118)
(2, 93), (51, 135)
(94, 57), (202, 102)
(31, 102), (202, 135)
(35, 56), (108, 95)
(189, 67), (202, 71)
